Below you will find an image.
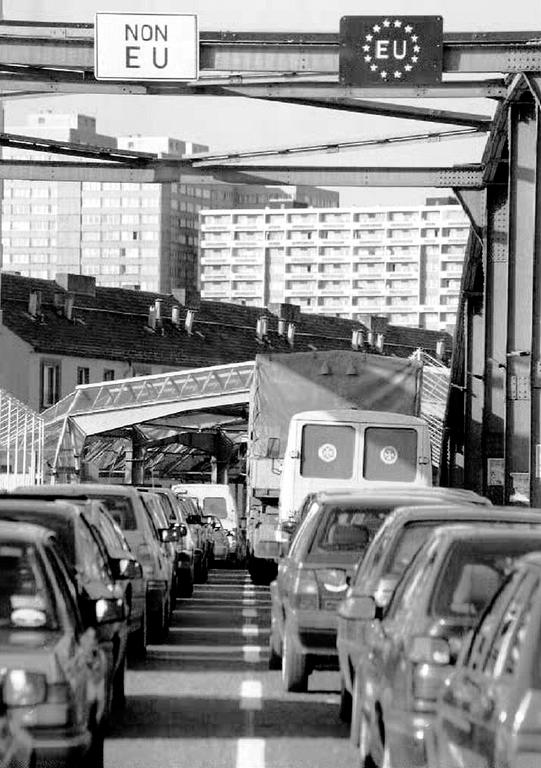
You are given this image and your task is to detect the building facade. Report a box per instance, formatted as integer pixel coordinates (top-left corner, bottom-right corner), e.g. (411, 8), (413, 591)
(1, 112), (338, 299)
(199, 201), (469, 330)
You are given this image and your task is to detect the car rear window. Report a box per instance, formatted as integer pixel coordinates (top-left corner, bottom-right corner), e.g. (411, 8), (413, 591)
(432, 538), (541, 620)
(383, 522), (441, 578)
(0, 542), (57, 630)
(311, 505), (391, 552)
(301, 424), (355, 479)
(203, 497), (227, 519)
(92, 494), (137, 531)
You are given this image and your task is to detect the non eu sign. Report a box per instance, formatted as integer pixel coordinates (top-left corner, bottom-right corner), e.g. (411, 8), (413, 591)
(339, 16), (443, 86)
(94, 13), (198, 81)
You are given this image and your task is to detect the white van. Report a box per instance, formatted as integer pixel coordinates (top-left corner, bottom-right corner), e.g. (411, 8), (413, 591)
(172, 483), (238, 532)
(279, 409), (432, 524)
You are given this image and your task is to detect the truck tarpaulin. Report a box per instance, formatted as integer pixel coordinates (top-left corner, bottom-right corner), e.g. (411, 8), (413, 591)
(250, 350), (422, 460)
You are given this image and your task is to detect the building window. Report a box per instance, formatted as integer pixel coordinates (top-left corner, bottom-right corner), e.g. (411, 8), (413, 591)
(40, 361), (61, 409)
(103, 369), (115, 381)
(77, 367), (90, 386)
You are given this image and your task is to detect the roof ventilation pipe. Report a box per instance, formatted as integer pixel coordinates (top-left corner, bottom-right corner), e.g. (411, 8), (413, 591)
(185, 308), (196, 335)
(277, 318), (287, 336)
(436, 339), (446, 358)
(64, 292), (75, 320)
(367, 330), (375, 347)
(171, 305), (181, 326)
(351, 329), (364, 351)
(256, 316), (268, 340)
(148, 304), (157, 330)
(375, 333), (385, 353)
(287, 322), (295, 348)
(28, 290), (42, 317)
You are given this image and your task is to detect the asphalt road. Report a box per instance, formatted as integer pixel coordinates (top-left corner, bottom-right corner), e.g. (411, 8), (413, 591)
(105, 567), (356, 768)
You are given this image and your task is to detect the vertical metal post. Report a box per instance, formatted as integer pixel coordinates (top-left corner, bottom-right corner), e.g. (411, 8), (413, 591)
(506, 100), (537, 503)
(463, 256), (485, 494)
(483, 185), (509, 504)
(131, 439), (145, 485)
(530, 99), (541, 507)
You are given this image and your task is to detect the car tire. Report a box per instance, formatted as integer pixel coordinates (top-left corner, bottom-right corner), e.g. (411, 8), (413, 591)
(129, 612), (147, 661)
(177, 570), (194, 598)
(112, 652), (126, 711)
(84, 724), (104, 768)
(149, 594), (167, 643)
(268, 631), (282, 670)
(281, 625), (308, 692)
(359, 711), (376, 768)
(194, 554), (204, 583)
(339, 675), (352, 723)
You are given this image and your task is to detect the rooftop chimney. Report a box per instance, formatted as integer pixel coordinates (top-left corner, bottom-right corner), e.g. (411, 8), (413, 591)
(351, 329), (364, 351)
(277, 318), (287, 337)
(436, 339), (446, 358)
(375, 333), (385, 353)
(55, 273), (96, 297)
(148, 304), (157, 330)
(171, 305), (181, 326)
(287, 322), (295, 348)
(256, 316), (268, 340)
(64, 292), (75, 320)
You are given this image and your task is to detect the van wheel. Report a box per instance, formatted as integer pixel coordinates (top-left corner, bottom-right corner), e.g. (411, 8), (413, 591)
(177, 570), (194, 598)
(129, 612), (147, 661)
(84, 722), (104, 768)
(281, 625), (308, 692)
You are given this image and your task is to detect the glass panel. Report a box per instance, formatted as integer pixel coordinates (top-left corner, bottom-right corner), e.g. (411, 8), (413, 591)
(363, 427), (418, 482)
(300, 424), (355, 479)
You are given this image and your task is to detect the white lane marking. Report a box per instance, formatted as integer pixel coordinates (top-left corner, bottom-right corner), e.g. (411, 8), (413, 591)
(242, 597), (256, 605)
(236, 738), (265, 768)
(243, 645), (262, 663)
(242, 607), (258, 618)
(239, 680), (263, 711)
(242, 624), (259, 637)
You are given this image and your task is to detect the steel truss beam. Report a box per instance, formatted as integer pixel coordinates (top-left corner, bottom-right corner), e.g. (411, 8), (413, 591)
(0, 23), (540, 77)
(0, 159), (486, 186)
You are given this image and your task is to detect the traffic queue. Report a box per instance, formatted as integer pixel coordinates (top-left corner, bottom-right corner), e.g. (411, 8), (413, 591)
(0, 482), (233, 768)
(271, 483), (541, 768)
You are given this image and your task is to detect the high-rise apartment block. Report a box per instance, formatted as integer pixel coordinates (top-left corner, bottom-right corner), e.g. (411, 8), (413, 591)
(1, 111), (338, 298)
(198, 200), (468, 330)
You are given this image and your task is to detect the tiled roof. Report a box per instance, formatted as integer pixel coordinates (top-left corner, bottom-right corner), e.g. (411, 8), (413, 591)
(0, 272), (452, 367)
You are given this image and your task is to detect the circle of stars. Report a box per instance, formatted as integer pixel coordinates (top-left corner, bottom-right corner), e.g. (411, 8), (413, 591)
(361, 18), (421, 81)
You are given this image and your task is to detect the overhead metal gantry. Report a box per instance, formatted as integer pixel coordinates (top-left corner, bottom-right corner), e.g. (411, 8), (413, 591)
(1, 19), (541, 501)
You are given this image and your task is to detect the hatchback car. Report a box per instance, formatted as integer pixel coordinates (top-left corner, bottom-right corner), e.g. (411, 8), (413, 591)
(354, 525), (541, 768)
(338, 504), (541, 732)
(0, 520), (108, 767)
(14, 484), (172, 643)
(270, 488), (490, 692)
(0, 498), (129, 719)
(436, 551), (541, 768)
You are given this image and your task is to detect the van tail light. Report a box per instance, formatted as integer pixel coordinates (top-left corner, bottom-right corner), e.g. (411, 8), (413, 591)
(408, 637), (451, 709)
(291, 569), (319, 610)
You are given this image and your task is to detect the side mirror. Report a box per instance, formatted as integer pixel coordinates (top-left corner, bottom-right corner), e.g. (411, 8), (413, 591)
(266, 437), (281, 459)
(111, 558), (143, 580)
(280, 520), (297, 536)
(95, 596), (125, 624)
(178, 523), (188, 537)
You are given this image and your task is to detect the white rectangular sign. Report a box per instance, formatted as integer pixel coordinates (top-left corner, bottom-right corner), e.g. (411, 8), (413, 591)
(95, 13), (198, 81)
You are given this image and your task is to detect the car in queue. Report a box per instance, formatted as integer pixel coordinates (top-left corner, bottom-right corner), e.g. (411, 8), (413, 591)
(138, 486), (196, 595)
(202, 515), (231, 565)
(11, 490), (146, 658)
(176, 494), (211, 583)
(269, 488), (491, 694)
(137, 490), (177, 610)
(0, 498), (129, 718)
(353, 524), (541, 768)
(0, 520), (108, 768)
(338, 504), (541, 734)
(14, 484), (173, 644)
(436, 551), (541, 768)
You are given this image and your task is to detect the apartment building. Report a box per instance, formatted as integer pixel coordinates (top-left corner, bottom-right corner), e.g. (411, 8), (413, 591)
(199, 200), (469, 330)
(1, 111), (338, 298)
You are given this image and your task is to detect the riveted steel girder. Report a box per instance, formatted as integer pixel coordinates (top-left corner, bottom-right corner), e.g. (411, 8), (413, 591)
(0, 160), (486, 186)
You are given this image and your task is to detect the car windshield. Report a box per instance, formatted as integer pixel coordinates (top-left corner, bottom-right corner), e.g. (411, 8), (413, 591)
(0, 542), (57, 630)
(432, 538), (541, 620)
(313, 505), (391, 552)
(93, 494), (137, 530)
(203, 497), (227, 519)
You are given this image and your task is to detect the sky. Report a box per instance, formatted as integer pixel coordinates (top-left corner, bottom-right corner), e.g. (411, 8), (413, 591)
(2, 0), (537, 205)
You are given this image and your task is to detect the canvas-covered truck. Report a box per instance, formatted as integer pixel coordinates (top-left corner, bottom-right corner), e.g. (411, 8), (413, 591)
(245, 350), (430, 584)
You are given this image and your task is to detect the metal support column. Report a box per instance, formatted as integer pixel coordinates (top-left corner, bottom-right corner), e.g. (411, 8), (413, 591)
(505, 99), (537, 504)
(463, 256), (485, 494)
(483, 184), (509, 504)
(131, 440), (145, 486)
(530, 95), (541, 507)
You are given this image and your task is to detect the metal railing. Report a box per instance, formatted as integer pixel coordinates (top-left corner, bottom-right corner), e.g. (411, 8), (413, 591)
(0, 387), (44, 489)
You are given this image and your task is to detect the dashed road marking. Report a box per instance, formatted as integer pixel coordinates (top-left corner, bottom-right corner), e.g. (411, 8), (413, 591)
(236, 738), (265, 768)
(239, 680), (263, 711)
(242, 644), (262, 663)
(242, 607), (258, 618)
(242, 624), (260, 637)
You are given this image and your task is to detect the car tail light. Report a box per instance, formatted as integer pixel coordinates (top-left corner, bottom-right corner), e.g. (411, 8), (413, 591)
(317, 569), (348, 593)
(408, 637), (451, 709)
(291, 569), (319, 610)
(3, 670), (46, 707)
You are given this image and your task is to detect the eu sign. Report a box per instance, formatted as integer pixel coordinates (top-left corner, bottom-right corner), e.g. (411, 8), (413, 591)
(95, 13), (198, 81)
(339, 16), (443, 86)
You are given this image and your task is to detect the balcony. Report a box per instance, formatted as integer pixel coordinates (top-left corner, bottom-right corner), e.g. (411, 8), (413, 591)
(201, 269), (230, 280)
